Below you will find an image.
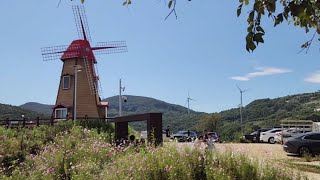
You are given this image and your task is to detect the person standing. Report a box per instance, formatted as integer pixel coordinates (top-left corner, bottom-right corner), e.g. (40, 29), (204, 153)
(206, 133), (216, 150)
(165, 126), (170, 137)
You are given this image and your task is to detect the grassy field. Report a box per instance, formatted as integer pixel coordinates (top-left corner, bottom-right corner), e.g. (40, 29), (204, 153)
(0, 122), (311, 179)
(212, 143), (320, 180)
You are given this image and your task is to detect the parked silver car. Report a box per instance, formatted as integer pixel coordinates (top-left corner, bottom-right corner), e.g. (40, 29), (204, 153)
(171, 131), (197, 142)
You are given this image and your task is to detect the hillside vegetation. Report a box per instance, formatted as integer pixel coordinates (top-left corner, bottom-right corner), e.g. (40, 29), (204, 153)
(4, 91), (320, 141)
(216, 92), (320, 141)
(18, 96), (205, 133)
(20, 102), (53, 115)
(103, 95), (205, 132)
(0, 103), (46, 120)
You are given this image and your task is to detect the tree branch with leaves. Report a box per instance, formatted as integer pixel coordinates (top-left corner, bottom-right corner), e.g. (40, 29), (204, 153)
(238, 0), (320, 52)
(77, 0), (320, 52)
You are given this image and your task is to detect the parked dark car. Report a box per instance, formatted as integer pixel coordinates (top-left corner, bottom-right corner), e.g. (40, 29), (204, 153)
(171, 130), (197, 142)
(243, 128), (271, 143)
(283, 132), (320, 156)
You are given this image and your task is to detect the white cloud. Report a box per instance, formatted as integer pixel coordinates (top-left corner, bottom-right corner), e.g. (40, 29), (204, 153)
(304, 71), (320, 83)
(230, 67), (292, 81)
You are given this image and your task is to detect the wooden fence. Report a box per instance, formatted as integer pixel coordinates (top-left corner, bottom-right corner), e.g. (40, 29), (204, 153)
(0, 116), (115, 128)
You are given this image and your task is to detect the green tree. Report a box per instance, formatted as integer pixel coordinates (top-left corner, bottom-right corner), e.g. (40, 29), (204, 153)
(196, 113), (220, 132)
(238, 0), (320, 52)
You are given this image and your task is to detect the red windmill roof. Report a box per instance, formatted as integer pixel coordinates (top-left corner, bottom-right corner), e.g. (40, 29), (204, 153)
(61, 39), (95, 60)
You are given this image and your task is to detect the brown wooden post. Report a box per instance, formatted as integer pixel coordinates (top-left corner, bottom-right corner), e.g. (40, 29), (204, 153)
(50, 115), (54, 126)
(23, 117), (26, 127)
(36, 117), (40, 126)
(5, 118), (9, 128)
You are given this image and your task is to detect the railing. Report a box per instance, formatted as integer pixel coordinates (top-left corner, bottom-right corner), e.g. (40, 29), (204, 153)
(0, 116), (115, 128)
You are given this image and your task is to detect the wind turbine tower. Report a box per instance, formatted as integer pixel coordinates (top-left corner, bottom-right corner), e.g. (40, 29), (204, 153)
(119, 78), (126, 116)
(186, 92), (195, 115)
(236, 85), (248, 135)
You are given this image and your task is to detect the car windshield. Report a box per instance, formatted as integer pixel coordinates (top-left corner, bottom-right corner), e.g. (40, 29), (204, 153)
(209, 132), (217, 136)
(250, 131), (257, 135)
(176, 131), (188, 134)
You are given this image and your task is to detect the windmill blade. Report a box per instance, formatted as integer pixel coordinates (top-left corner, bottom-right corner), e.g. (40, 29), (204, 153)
(72, 5), (92, 42)
(93, 41), (128, 55)
(41, 44), (81, 61)
(94, 63), (104, 96)
(83, 56), (98, 95)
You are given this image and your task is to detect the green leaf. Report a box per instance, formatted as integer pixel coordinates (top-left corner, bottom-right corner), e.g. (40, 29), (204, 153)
(253, 33), (264, 44)
(249, 11), (255, 22)
(128, 0), (132, 5)
(256, 26), (265, 33)
(245, 0), (249, 6)
(274, 14), (283, 27)
(81, 0), (85, 4)
(246, 32), (256, 52)
(123, 1), (127, 5)
(168, 0), (173, 9)
(237, 3), (243, 17)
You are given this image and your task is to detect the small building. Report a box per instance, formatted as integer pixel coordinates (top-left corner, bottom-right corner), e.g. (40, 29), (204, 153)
(280, 119), (313, 131)
(313, 122), (320, 132)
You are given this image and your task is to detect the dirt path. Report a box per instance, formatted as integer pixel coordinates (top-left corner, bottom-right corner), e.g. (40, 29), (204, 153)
(214, 143), (320, 180)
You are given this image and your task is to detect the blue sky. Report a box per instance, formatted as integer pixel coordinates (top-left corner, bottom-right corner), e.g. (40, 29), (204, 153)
(1, 0), (320, 113)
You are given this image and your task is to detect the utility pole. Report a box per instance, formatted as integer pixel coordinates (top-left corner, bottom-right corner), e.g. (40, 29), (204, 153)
(119, 79), (125, 116)
(73, 65), (82, 121)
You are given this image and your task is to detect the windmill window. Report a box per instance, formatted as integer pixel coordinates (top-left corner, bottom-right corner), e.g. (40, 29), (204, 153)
(62, 76), (70, 90)
(55, 108), (67, 119)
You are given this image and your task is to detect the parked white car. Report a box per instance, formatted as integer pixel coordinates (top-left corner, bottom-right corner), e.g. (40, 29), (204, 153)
(260, 128), (282, 144)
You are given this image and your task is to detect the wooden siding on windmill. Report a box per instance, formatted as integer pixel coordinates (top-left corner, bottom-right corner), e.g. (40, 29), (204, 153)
(76, 58), (100, 117)
(55, 58), (101, 118)
(55, 59), (75, 107)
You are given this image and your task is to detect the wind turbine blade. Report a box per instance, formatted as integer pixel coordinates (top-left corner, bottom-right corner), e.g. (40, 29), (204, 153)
(236, 84), (241, 91)
(243, 88), (249, 92)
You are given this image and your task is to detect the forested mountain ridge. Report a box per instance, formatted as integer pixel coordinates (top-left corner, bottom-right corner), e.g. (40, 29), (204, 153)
(17, 95), (205, 132)
(103, 95), (206, 132)
(5, 91), (320, 141)
(20, 102), (53, 115)
(0, 103), (46, 120)
(220, 91), (320, 123)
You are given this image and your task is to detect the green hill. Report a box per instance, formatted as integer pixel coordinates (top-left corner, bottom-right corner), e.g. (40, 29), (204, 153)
(17, 96), (205, 133)
(11, 91), (320, 141)
(216, 91), (320, 141)
(0, 103), (46, 120)
(220, 91), (320, 124)
(20, 102), (53, 115)
(103, 95), (206, 132)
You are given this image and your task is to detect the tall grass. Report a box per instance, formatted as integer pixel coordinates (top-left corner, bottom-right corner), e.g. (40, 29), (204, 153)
(0, 123), (306, 179)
